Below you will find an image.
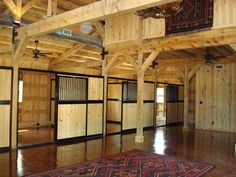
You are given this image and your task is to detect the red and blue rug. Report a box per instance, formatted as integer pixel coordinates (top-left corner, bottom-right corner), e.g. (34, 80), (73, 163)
(29, 150), (214, 177)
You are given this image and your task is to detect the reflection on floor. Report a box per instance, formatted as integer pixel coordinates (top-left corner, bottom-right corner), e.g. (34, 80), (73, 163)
(1, 126), (236, 177)
(156, 116), (166, 126)
(106, 123), (121, 134)
(18, 127), (54, 147)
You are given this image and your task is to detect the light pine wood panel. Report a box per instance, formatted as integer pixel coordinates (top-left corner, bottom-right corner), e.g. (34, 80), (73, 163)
(195, 64), (236, 132)
(122, 102), (154, 130)
(108, 84), (122, 100)
(166, 103), (178, 124)
(58, 104), (86, 139)
(0, 105), (10, 148)
(143, 18), (165, 39)
(19, 71), (51, 128)
(143, 103), (154, 127)
(213, 0), (236, 28)
(88, 78), (103, 100)
(107, 101), (121, 122)
(122, 103), (136, 130)
(87, 104), (103, 136)
(0, 69), (11, 100)
(105, 12), (165, 45)
(144, 83), (154, 100)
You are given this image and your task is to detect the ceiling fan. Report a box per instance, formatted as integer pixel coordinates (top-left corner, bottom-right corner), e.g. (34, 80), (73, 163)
(204, 49), (223, 64)
(32, 40), (52, 59)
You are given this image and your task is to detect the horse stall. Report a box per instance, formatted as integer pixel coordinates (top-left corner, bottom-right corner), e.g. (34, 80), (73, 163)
(107, 78), (155, 134)
(56, 74), (104, 141)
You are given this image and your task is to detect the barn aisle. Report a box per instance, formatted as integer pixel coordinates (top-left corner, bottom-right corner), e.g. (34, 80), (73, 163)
(0, 126), (235, 177)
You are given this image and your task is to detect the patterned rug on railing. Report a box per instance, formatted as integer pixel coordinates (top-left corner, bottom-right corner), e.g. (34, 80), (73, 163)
(29, 150), (214, 177)
(166, 0), (214, 35)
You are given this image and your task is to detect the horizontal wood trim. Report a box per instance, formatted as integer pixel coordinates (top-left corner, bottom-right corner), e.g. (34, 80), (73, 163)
(0, 100), (11, 105)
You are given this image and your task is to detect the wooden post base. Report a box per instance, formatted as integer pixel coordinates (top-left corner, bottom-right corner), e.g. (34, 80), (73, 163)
(135, 135), (144, 143)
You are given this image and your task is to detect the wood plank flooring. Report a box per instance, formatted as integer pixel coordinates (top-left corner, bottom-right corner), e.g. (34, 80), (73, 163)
(0, 126), (235, 177)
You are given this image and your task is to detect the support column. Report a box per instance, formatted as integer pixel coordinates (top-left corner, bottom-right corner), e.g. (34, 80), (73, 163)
(11, 63), (19, 149)
(135, 66), (144, 142)
(135, 17), (144, 143)
(102, 58), (107, 136)
(183, 65), (190, 131)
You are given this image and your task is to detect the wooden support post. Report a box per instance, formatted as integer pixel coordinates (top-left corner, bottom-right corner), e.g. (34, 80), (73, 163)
(102, 57), (107, 136)
(183, 65), (190, 131)
(11, 31), (27, 149)
(135, 17), (144, 143)
(11, 62), (18, 149)
(47, 0), (57, 17)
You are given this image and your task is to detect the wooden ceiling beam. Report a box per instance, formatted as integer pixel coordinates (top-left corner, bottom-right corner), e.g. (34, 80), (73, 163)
(2, 0), (17, 15)
(18, 0), (179, 37)
(141, 52), (159, 72)
(21, 0), (42, 15)
(49, 43), (86, 67)
(107, 27), (236, 54)
(123, 53), (138, 71)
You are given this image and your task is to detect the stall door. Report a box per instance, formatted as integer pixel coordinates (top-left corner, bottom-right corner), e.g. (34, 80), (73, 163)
(0, 69), (12, 148)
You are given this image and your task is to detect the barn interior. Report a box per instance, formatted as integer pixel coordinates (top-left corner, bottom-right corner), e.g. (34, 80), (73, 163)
(0, 0), (236, 176)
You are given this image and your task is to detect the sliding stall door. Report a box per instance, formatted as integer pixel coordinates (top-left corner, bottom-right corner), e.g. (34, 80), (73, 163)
(57, 76), (87, 140)
(0, 69), (12, 148)
(87, 78), (103, 136)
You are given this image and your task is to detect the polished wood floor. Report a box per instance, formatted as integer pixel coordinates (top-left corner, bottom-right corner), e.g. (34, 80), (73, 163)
(0, 126), (236, 177)
(18, 127), (54, 147)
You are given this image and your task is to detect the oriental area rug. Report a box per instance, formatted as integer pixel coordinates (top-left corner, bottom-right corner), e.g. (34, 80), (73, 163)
(166, 0), (214, 34)
(29, 150), (214, 177)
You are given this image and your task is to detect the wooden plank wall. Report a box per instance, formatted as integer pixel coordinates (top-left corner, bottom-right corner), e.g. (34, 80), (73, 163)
(19, 71), (52, 128)
(88, 78), (103, 100)
(189, 77), (196, 125)
(0, 69), (11, 148)
(58, 104), (86, 139)
(195, 63), (236, 133)
(105, 13), (165, 45)
(213, 0), (236, 29)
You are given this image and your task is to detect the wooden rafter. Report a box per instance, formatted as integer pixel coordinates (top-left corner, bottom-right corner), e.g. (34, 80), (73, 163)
(123, 53), (138, 71)
(2, 0), (18, 17)
(17, 0), (179, 36)
(155, 66), (167, 81)
(21, 0), (42, 15)
(141, 52), (159, 72)
(103, 54), (120, 74)
(94, 22), (105, 39)
(49, 43), (86, 67)
(188, 64), (202, 81)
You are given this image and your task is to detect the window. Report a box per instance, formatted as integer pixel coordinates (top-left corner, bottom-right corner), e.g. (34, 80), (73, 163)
(18, 80), (23, 103)
(123, 82), (137, 101)
(156, 88), (164, 103)
(59, 77), (87, 102)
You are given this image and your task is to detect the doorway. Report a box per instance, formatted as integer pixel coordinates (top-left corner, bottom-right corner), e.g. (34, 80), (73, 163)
(156, 84), (166, 126)
(17, 70), (56, 147)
